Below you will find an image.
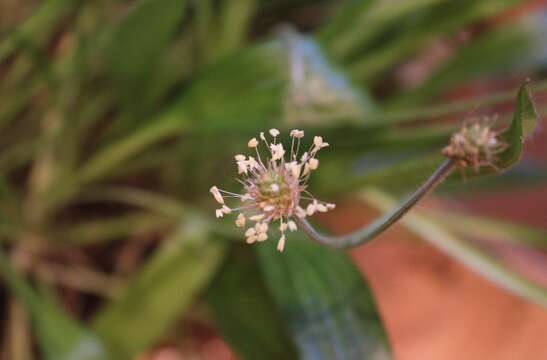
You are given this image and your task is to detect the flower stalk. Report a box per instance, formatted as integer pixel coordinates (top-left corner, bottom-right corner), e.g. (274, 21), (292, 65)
(295, 159), (455, 248)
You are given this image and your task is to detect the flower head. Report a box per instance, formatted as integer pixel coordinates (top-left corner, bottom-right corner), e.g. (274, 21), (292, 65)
(210, 129), (335, 252)
(442, 117), (507, 174)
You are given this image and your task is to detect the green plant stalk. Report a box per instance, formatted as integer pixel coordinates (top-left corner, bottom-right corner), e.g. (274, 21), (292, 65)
(0, 0), (79, 62)
(296, 159), (455, 248)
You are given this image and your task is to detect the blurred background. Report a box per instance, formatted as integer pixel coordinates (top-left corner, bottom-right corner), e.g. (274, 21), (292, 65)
(1, 0), (547, 359)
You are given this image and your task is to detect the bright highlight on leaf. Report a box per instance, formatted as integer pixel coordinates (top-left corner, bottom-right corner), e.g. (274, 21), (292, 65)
(210, 129), (335, 251)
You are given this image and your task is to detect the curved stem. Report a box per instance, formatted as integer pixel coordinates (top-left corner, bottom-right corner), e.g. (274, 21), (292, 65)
(295, 159), (455, 248)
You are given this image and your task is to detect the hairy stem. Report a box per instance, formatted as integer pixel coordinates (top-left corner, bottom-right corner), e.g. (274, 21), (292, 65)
(296, 159), (455, 248)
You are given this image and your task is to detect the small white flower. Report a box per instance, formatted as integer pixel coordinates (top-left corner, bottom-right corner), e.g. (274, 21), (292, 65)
(211, 130), (335, 251)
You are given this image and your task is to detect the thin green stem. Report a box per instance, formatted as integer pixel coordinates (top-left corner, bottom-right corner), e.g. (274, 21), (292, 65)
(296, 159), (455, 248)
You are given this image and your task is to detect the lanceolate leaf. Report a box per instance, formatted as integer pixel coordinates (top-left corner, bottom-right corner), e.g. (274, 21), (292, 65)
(315, 83), (539, 195)
(256, 233), (391, 359)
(103, 0), (187, 110)
(92, 221), (225, 359)
(207, 246), (298, 360)
(0, 248), (109, 360)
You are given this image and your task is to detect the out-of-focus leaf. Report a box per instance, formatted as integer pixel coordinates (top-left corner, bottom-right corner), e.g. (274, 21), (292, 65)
(0, 248), (109, 360)
(319, 0), (444, 60)
(256, 232), (391, 359)
(348, 0), (521, 82)
(207, 246), (298, 360)
(217, 0), (257, 56)
(388, 17), (545, 108)
(316, 83), (538, 195)
(497, 82), (538, 166)
(361, 188), (547, 306)
(186, 31), (374, 132)
(92, 219), (225, 359)
(57, 212), (175, 244)
(424, 211), (547, 249)
(103, 0), (187, 109)
(0, 0), (78, 61)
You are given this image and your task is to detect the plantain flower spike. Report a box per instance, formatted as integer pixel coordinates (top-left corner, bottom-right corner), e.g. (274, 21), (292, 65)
(210, 129), (335, 252)
(442, 117), (507, 175)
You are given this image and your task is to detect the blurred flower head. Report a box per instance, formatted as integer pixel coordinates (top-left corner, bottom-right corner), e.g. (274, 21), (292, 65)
(210, 129), (335, 251)
(442, 117), (507, 173)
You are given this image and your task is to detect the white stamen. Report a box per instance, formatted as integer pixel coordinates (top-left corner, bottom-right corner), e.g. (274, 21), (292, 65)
(287, 220), (297, 231)
(210, 186), (224, 204)
(269, 128), (280, 137)
(277, 235), (286, 252)
(290, 129), (304, 138)
(308, 158), (319, 170)
(245, 227), (256, 237)
(250, 214), (265, 221)
(248, 138), (258, 148)
(236, 213), (246, 227)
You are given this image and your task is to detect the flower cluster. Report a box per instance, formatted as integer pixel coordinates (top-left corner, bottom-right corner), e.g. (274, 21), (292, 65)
(442, 118), (507, 174)
(210, 129), (335, 252)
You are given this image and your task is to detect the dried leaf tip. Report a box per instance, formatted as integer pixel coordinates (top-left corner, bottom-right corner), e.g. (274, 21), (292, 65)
(210, 129), (335, 252)
(442, 117), (507, 174)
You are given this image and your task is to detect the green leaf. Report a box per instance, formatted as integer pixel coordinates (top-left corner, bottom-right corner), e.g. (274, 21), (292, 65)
(316, 83), (539, 195)
(361, 188), (547, 306)
(92, 220), (225, 359)
(103, 0), (187, 110)
(387, 18), (543, 108)
(207, 245), (299, 360)
(185, 31), (374, 132)
(0, 248), (110, 360)
(423, 211), (547, 249)
(347, 0), (521, 82)
(319, 0), (445, 60)
(256, 233), (391, 359)
(497, 82), (539, 166)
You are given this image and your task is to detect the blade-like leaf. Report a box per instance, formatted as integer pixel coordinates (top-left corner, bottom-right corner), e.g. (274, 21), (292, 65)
(316, 83), (539, 195)
(256, 232), (391, 359)
(92, 220), (225, 359)
(207, 245), (299, 360)
(103, 0), (187, 111)
(0, 248), (109, 360)
(387, 17), (545, 108)
(424, 211), (547, 249)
